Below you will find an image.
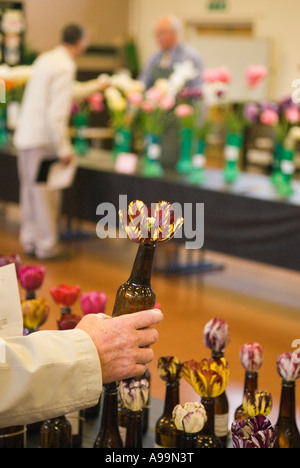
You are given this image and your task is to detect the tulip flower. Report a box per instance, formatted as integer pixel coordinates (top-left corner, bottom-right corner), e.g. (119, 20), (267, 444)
(231, 415), (278, 448)
(0, 254), (21, 272)
(203, 318), (230, 353)
(173, 402), (207, 434)
(157, 356), (183, 382)
(119, 200), (184, 245)
(276, 352), (300, 382)
(243, 390), (273, 418)
(119, 377), (149, 412)
(22, 298), (49, 332)
(80, 291), (107, 315)
(182, 357), (230, 398)
(50, 284), (80, 308)
(260, 108), (279, 126)
(87, 92), (104, 112)
(18, 265), (46, 298)
(246, 65), (268, 88)
(240, 342), (264, 372)
(57, 313), (82, 330)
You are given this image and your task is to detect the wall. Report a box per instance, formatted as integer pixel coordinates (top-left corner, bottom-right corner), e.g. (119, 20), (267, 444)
(129, 0), (300, 100)
(20, 0), (130, 51)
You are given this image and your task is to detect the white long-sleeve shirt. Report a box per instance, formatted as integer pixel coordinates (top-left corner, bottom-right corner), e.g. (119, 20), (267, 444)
(14, 45), (76, 158)
(0, 329), (102, 428)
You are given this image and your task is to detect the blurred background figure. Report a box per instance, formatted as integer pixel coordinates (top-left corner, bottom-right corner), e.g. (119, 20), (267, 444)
(139, 15), (204, 169)
(14, 24), (88, 260)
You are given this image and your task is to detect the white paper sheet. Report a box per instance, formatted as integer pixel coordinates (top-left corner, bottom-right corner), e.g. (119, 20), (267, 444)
(0, 264), (23, 338)
(47, 160), (77, 191)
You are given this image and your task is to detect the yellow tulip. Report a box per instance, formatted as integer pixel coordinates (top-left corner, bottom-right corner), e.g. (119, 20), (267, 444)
(242, 390), (273, 418)
(182, 357), (230, 398)
(22, 298), (49, 331)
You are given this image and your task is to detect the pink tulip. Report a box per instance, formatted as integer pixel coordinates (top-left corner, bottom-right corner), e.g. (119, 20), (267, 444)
(146, 86), (164, 103)
(81, 291), (107, 315)
(160, 94), (175, 110)
(18, 265), (46, 292)
(246, 65), (267, 88)
(276, 352), (300, 382)
(202, 68), (219, 83)
(127, 91), (143, 106)
(285, 106), (300, 124)
(88, 93), (104, 112)
(174, 104), (194, 118)
(141, 100), (156, 113)
(260, 108), (279, 126)
(217, 67), (231, 84)
(240, 342), (264, 372)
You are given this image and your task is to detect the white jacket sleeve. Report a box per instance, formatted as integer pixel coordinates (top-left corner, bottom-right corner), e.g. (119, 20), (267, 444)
(0, 329), (102, 428)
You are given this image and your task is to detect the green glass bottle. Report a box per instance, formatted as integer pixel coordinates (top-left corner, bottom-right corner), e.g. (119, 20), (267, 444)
(197, 398), (222, 448)
(112, 242), (156, 436)
(125, 409), (143, 448)
(94, 383), (123, 448)
(275, 380), (300, 448)
(155, 380), (181, 448)
(234, 371), (258, 420)
(40, 416), (72, 448)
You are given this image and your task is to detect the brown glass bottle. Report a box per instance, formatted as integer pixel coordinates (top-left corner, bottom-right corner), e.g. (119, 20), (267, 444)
(234, 371), (258, 420)
(125, 409), (143, 448)
(275, 380), (300, 448)
(94, 382), (123, 448)
(0, 426), (26, 448)
(112, 243), (156, 436)
(211, 351), (229, 447)
(197, 398), (222, 448)
(155, 380), (181, 448)
(40, 416), (72, 448)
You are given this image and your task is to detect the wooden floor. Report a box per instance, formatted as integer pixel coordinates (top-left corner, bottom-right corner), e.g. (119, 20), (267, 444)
(1, 203), (300, 428)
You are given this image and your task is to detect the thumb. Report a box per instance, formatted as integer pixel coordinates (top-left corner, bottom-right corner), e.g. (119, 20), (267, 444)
(120, 309), (163, 330)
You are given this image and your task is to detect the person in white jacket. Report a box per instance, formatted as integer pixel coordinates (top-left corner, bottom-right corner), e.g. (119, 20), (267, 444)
(14, 24), (104, 260)
(0, 308), (163, 428)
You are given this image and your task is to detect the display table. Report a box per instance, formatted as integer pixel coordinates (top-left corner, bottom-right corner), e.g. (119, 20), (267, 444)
(1, 146), (300, 271)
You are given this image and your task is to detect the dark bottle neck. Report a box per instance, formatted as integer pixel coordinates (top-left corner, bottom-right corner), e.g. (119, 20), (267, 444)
(101, 383), (119, 430)
(125, 410), (143, 448)
(129, 243), (156, 285)
(163, 381), (180, 417)
(278, 380), (297, 421)
(243, 371), (258, 395)
(211, 350), (224, 360)
(201, 397), (215, 436)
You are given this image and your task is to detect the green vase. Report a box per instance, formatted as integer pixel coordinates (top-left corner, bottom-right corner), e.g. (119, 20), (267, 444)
(223, 133), (243, 183)
(188, 139), (206, 184)
(73, 113), (89, 156)
(276, 147), (295, 198)
(113, 127), (132, 159)
(176, 128), (193, 173)
(142, 133), (164, 178)
(271, 142), (284, 185)
(0, 107), (8, 146)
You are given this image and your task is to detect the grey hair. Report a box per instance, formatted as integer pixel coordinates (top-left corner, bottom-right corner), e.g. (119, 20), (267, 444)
(167, 15), (183, 35)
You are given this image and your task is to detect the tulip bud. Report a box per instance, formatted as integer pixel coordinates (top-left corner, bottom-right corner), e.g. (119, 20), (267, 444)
(242, 390), (273, 418)
(240, 342), (263, 372)
(157, 356), (182, 382)
(119, 377), (149, 412)
(80, 291), (107, 315)
(203, 318), (230, 352)
(276, 352), (300, 382)
(18, 265), (45, 292)
(173, 402), (207, 434)
(21, 298), (49, 330)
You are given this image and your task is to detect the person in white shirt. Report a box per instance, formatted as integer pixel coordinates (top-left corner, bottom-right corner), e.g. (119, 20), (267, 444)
(0, 308), (163, 428)
(14, 24), (91, 260)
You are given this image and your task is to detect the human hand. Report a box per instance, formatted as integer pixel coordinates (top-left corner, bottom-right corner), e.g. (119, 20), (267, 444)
(76, 309), (163, 383)
(60, 154), (74, 166)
